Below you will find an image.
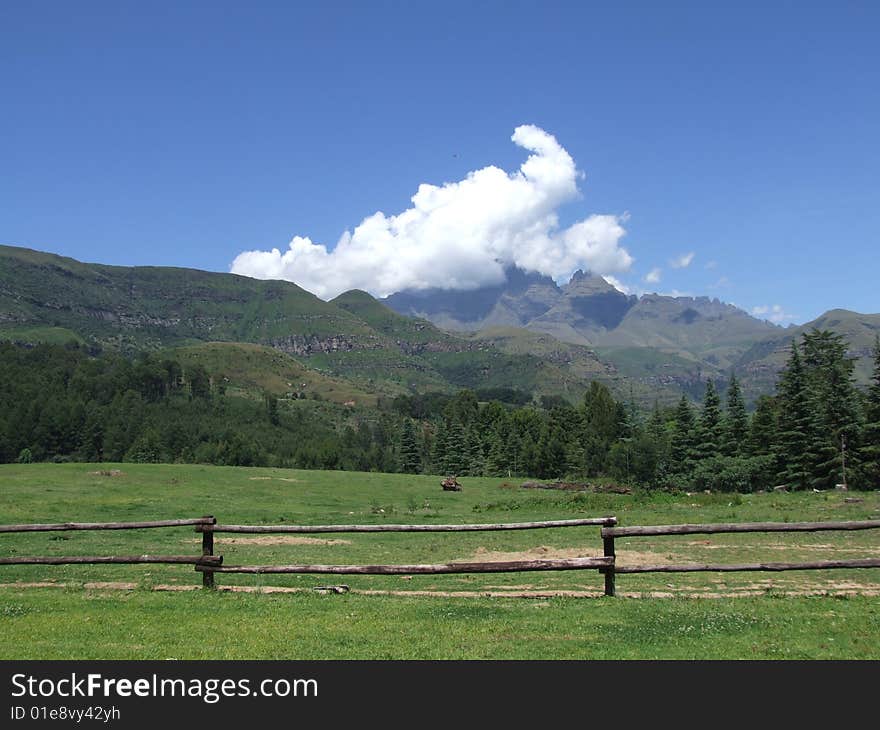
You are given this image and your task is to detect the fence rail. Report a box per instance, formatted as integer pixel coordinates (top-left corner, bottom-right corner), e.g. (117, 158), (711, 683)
(599, 519), (880, 595)
(0, 517), (216, 533)
(2, 514), (878, 595)
(196, 556), (612, 576)
(603, 519), (880, 538)
(0, 516), (217, 584)
(0, 555), (222, 566)
(199, 517), (617, 534)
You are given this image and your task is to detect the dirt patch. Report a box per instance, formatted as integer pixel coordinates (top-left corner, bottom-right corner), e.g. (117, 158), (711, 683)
(84, 582), (137, 590)
(89, 470), (124, 477)
(0, 581), (66, 589)
(248, 477), (300, 482)
(460, 545), (670, 567)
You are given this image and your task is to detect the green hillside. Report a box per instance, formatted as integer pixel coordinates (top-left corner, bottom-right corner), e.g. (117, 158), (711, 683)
(1, 246), (652, 405)
(165, 342), (379, 406)
(737, 309), (880, 396)
(0, 244), (375, 349)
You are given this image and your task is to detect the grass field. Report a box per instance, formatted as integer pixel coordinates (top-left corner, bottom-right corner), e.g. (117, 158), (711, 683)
(1, 463), (878, 659)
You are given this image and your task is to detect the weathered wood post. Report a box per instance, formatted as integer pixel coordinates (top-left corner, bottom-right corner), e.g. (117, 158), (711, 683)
(602, 530), (616, 597)
(201, 516), (215, 589)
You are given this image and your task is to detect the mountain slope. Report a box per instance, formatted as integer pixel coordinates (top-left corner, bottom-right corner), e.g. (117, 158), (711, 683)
(0, 245), (642, 404)
(0, 244), (376, 350)
(736, 309), (880, 395)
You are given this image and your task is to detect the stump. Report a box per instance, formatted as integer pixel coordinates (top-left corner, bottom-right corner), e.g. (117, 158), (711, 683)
(441, 476), (462, 492)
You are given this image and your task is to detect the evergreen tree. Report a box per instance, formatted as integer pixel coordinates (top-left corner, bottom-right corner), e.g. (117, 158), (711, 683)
(859, 335), (880, 487)
(443, 420), (467, 475)
(398, 419), (421, 474)
(669, 395), (697, 477)
(429, 419), (448, 474)
(724, 374), (749, 456)
(484, 431), (508, 477)
(697, 379), (723, 460)
(775, 342), (813, 489)
(582, 381), (623, 475)
(801, 329), (861, 489)
(463, 422), (485, 476)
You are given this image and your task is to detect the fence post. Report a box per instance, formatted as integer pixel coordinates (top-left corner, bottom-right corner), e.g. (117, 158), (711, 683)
(603, 533), (616, 597)
(201, 516), (215, 589)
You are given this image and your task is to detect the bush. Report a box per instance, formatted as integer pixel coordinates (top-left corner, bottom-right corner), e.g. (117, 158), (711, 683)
(690, 455), (776, 493)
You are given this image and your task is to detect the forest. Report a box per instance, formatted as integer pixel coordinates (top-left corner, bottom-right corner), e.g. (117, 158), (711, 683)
(1, 329), (878, 492)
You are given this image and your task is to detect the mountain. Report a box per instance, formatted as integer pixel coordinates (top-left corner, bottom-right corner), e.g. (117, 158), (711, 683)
(0, 245), (621, 404)
(0, 244), (376, 350)
(383, 266), (564, 331)
(383, 266), (781, 395)
(527, 269), (637, 344)
(3, 244), (875, 408)
(736, 309), (880, 397)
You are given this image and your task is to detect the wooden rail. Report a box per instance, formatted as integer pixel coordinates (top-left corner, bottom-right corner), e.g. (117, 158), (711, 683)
(196, 556), (611, 575)
(0, 516), (218, 586)
(603, 519), (880, 538)
(0, 517), (216, 533)
(0, 555), (222, 566)
(615, 558), (880, 573)
(599, 519), (880, 595)
(199, 517), (617, 534)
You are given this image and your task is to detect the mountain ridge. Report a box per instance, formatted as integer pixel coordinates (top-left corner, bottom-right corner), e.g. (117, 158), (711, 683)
(2, 244), (877, 407)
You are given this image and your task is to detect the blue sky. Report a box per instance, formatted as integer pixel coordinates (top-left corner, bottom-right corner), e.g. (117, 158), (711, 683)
(1, 1), (878, 323)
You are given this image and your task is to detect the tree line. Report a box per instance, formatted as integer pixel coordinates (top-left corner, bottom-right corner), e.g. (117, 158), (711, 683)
(1, 330), (878, 491)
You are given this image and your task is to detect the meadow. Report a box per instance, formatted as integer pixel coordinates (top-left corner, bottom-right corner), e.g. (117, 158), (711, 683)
(1, 463), (878, 659)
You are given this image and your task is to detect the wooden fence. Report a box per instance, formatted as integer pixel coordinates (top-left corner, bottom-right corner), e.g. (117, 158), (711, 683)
(194, 517), (617, 589)
(0, 517), (222, 574)
(2, 514), (880, 596)
(599, 519), (880, 596)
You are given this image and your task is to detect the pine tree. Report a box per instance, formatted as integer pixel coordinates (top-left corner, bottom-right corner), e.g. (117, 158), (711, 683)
(430, 419), (449, 475)
(801, 329), (862, 489)
(775, 342), (812, 489)
(398, 419), (421, 474)
(484, 431), (508, 477)
(464, 423), (485, 476)
(443, 420), (467, 475)
(669, 395), (697, 477)
(859, 335), (880, 487)
(724, 374), (749, 456)
(697, 379), (723, 460)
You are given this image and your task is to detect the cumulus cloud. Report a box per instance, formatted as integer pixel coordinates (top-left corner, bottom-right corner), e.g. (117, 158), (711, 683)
(670, 252), (695, 269)
(230, 125), (634, 299)
(644, 268), (662, 284)
(751, 304), (797, 324)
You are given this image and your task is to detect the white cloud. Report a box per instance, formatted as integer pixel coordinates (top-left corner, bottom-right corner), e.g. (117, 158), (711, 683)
(644, 267), (662, 284)
(704, 260), (717, 270)
(670, 252), (695, 269)
(751, 304), (797, 324)
(230, 125), (634, 299)
(602, 275), (631, 294)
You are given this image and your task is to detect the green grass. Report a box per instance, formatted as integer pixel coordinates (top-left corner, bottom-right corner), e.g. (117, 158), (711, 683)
(1, 463), (878, 659)
(1, 589), (876, 659)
